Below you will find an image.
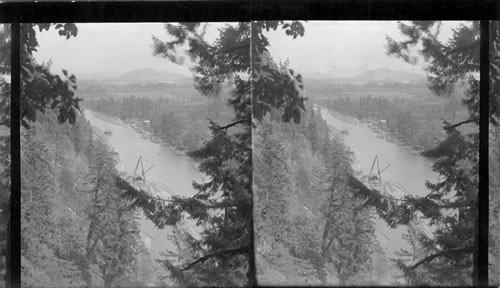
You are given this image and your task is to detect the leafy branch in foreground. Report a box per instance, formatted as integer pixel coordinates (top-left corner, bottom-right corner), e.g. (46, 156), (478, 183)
(20, 23), (81, 129)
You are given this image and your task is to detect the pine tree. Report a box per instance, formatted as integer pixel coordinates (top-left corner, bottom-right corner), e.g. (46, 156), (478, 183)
(13, 25), (81, 287)
(253, 103), (379, 285)
(84, 140), (141, 287)
(345, 21), (486, 285)
(118, 21), (306, 287)
(314, 122), (376, 285)
(19, 108), (143, 287)
(20, 123), (88, 288)
(253, 120), (292, 275)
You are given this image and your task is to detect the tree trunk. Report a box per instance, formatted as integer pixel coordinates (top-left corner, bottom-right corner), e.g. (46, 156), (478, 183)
(103, 272), (112, 288)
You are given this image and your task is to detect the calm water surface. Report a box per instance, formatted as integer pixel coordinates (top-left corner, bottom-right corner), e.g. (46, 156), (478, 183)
(84, 109), (204, 258)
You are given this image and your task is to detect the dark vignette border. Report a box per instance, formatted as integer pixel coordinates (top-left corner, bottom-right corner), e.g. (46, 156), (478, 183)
(478, 20), (490, 286)
(0, 0), (498, 22)
(0, 1), (498, 287)
(8, 23), (20, 288)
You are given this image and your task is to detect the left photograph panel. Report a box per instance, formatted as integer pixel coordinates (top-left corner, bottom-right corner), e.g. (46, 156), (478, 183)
(20, 23), (252, 287)
(0, 23), (10, 288)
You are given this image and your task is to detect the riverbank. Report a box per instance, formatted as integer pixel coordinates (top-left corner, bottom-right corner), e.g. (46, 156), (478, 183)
(87, 109), (193, 159)
(318, 106), (425, 155)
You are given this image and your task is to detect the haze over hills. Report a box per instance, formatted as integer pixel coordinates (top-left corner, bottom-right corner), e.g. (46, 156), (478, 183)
(119, 68), (191, 83)
(305, 68), (427, 84)
(80, 68), (425, 86)
(77, 68), (192, 83)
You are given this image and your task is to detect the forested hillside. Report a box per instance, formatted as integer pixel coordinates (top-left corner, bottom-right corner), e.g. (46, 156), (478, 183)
(490, 125), (500, 284)
(254, 103), (389, 285)
(489, 21), (500, 286)
(21, 110), (155, 287)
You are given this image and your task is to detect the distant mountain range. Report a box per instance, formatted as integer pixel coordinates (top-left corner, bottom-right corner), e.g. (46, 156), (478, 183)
(118, 68), (191, 83)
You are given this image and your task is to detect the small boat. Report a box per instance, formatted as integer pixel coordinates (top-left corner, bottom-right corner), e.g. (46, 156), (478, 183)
(341, 129), (349, 135)
(104, 130), (112, 136)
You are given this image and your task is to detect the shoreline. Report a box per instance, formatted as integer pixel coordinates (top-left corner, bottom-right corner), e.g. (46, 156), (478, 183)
(86, 109), (196, 161)
(321, 107), (425, 155)
(323, 107), (438, 170)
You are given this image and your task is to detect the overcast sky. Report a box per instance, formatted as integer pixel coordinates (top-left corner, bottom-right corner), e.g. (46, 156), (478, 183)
(34, 21), (463, 80)
(35, 23), (190, 79)
(266, 21), (462, 78)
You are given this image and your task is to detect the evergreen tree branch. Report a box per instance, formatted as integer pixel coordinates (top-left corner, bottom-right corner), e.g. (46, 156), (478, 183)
(406, 246), (473, 271)
(434, 201), (474, 209)
(378, 192), (473, 209)
(444, 118), (477, 130)
(219, 42), (249, 54)
(180, 246), (249, 271)
(149, 194), (239, 209)
(215, 119), (249, 132)
(120, 181), (239, 209)
(445, 41), (480, 56)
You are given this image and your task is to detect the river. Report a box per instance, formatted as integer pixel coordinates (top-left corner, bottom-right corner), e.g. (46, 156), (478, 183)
(84, 104), (441, 283)
(83, 109), (204, 260)
(317, 105), (441, 282)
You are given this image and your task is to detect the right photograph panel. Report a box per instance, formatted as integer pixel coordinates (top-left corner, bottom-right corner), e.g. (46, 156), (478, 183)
(253, 21), (479, 286)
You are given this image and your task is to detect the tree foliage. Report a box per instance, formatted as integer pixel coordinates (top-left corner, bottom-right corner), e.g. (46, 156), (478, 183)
(254, 104), (379, 285)
(489, 21), (500, 286)
(323, 94), (467, 151)
(357, 21), (488, 284)
(21, 23), (81, 128)
(490, 125), (500, 285)
(0, 24), (10, 128)
(84, 140), (141, 287)
(1, 23), (84, 287)
(21, 110), (145, 287)
(114, 21), (307, 287)
(87, 94), (231, 152)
